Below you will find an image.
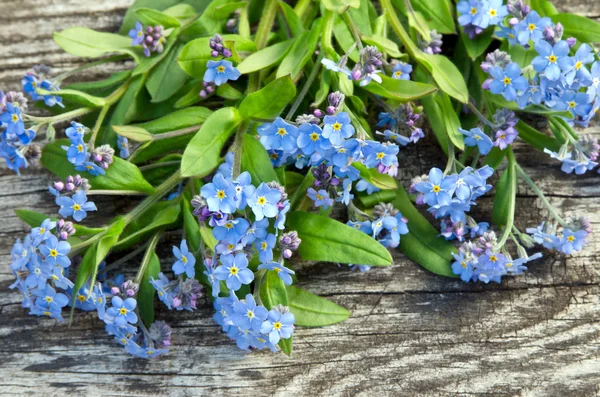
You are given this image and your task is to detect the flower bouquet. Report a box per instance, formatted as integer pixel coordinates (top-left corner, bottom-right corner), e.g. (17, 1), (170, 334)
(5, 0), (597, 358)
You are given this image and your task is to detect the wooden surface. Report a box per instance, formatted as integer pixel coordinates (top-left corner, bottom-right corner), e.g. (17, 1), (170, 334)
(2, 1), (600, 396)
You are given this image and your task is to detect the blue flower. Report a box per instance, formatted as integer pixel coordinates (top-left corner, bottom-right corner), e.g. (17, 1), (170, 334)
(322, 112), (355, 146)
(460, 127), (493, 155)
(557, 229), (587, 254)
(10, 236), (34, 271)
(203, 60), (241, 86)
(24, 258), (51, 289)
(117, 135), (130, 158)
(355, 179), (380, 194)
(297, 123), (330, 155)
(93, 283), (107, 320)
(564, 43), (595, 85)
(241, 218), (269, 245)
(172, 240), (196, 278)
(331, 138), (361, 168)
(515, 11), (552, 45)
(56, 190), (97, 222)
(0, 103), (25, 137)
(532, 40), (574, 81)
(457, 0), (485, 27)
(348, 220), (373, 235)
(376, 129), (411, 146)
(128, 21), (145, 46)
(587, 61), (600, 98)
(321, 58), (352, 77)
(65, 121), (86, 140)
(451, 251), (474, 282)
(257, 262), (295, 286)
(307, 188), (334, 209)
(337, 178), (354, 205)
(75, 161), (106, 176)
(39, 235), (71, 268)
(274, 200), (290, 230)
(258, 117), (299, 152)
(64, 136), (87, 165)
(248, 183), (282, 221)
(478, 0), (507, 27)
(233, 171), (252, 209)
(254, 233), (277, 263)
(106, 296), (138, 326)
(150, 273), (174, 309)
(231, 294), (268, 331)
(392, 62), (412, 80)
(489, 63), (528, 102)
(30, 218), (56, 246)
(414, 168), (457, 207)
(203, 260), (222, 298)
(38, 80), (63, 107)
(200, 173), (237, 214)
(213, 217), (250, 244)
(554, 91), (593, 118)
(214, 253), (254, 291)
(260, 307), (295, 344)
(32, 284), (69, 312)
(362, 141), (399, 169)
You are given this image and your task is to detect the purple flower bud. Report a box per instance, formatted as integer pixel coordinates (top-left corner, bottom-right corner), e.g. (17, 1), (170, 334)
(330, 177), (340, 186)
(222, 48), (232, 58)
(509, 17), (519, 27)
(351, 69), (362, 81)
(199, 90), (208, 98)
(53, 181), (64, 191)
(415, 194), (425, 205)
(566, 37), (577, 47)
(59, 231), (69, 241)
(211, 50), (219, 58)
(522, 5), (530, 14)
(482, 78), (492, 90)
(206, 85), (215, 94)
(326, 105), (335, 115)
(313, 109), (323, 118)
(377, 163), (390, 174)
(111, 287), (120, 296)
(67, 175), (74, 184)
(66, 183), (75, 191)
(283, 249), (293, 259)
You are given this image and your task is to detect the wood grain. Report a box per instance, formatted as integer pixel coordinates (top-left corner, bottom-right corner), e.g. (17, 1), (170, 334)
(1, 1), (600, 396)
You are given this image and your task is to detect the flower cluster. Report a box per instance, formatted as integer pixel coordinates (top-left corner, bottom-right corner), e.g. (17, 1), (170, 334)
(347, 203), (409, 272)
(128, 22), (167, 57)
(376, 103), (424, 145)
(412, 166), (493, 241)
(457, 0), (508, 38)
(0, 92), (39, 174)
(202, 34), (241, 90)
(49, 174), (97, 222)
(258, 94), (401, 210)
(322, 44), (387, 86)
(21, 65), (63, 108)
(544, 135), (599, 175)
(526, 217), (591, 255)
(61, 121), (114, 176)
(451, 230), (542, 283)
(461, 108), (520, 154)
(164, 160), (298, 351)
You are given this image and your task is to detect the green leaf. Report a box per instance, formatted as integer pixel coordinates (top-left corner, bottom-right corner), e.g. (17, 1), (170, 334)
(35, 88), (106, 108)
(135, 7), (181, 28)
(241, 134), (279, 184)
(178, 35), (256, 79)
(107, 74), (146, 131)
(260, 269), (289, 309)
(278, 337), (293, 356)
(416, 53), (469, 103)
(437, 93), (464, 150)
(216, 84), (243, 100)
(489, 95), (573, 118)
(175, 81), (204, 109)
(348, 0), (373, 35)
(287, 286), (350, 327)
(237, 39), (295, 74)
(392, 185), (456, 277)
(181, 0), (247, 37)
(130, 107), (212, 163)
(515, 120), (561, 153)
(112, 125), (154, 142)
(146, 42), (190, 103)
(278, 1), (305, 37)
(551, 14), (600, 43)
(407, 10), (431, 41)
(360, 75), (437, 101)
(53, 27), (140, 61)
(138, 252), (161, 326)
(181, 107), (241, 177)
(492, 163), (516, 227)
(361, 35), (403, 58)
(119, 0), (210, 34)
(14, 209), (104, 237)
(114, 204), (180, 251)
(322, 0), (360, 13)
(238, 76), (296, 120)
(41, 140), (155, 194)
(277, 18), (323, 79)
(333, 15), (360, 62)
(200, 223), (218, 253)
(352, 162), (397, 190)
(411, 0), (455, 34)
(286, 212), (393, 266)
(417, 68), (448, 155)
(483, 147), (506, 169)
(66, 71), (132, 97)
(163, 4), (197, 20)
(289, 170), (315, 211)
(354, 189), (397, 208)
(460, 26), (494, 60)
(529, 0), (558, 17)
(142, 154), (181, 186)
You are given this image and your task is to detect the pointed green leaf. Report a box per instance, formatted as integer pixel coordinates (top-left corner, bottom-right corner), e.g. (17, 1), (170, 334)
(237, 39), (295, 74)
(238, 76), (296, 120)
(287, 286), (350, 327)
(53, 27), (140, 61)
(241, 134), (279, 184)
(138, 252), (161, 326)
(360, 75), (436, 101)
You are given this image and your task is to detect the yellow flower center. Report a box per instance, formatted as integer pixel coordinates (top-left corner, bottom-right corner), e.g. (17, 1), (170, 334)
(506, 262), (513, 268)
(39, 227), (46, 234)
(310, 133), (319, 141)
(86, 165), (93, 170)
(273, 321), (282, 330)
(376, 152), (385, 159)
(548, 55), (557, 63)
(147, 350), (155, 355)
(261, 241), (268, 250)
(98, 297), (103, 303)
(247, 310), (254, 319)
(217, 65), (226, 73)
(316, 194), (323, 200)
(270, 153), (279, 159)
(227, 244), (235, 250)
(274, 267), (282, 273)
(119, 307), (128, 315)
(432, 185), (441, 193)
(567, 235), (575, 242)
(137, 31), (143, 37)
(44, 296), (53, 303)
(77, 144), (84, 153)
(503, 77), (511, 85)
(470, 7), (477, 15)
(49, 249), (58, 258)
(120, 338), (128, 345)
(332, 122), (342, 131)
(257, 196), (266, 206)
(11, 114), (18, 123)
(395, 71), (401, 77)
(182, 255), (188, 264)
(77, 295), (86, 302)
(568, 101), (577, 108)
(489, 9), (497, 17)
(277, 128), (287, 136)
(528, 23), (536, 31)
(490, 255), (497, 263)
(72, 204), (81, 211)
(575, 61), (583, 70)
(229, 266), (239, 275)
(217, 190), (226, 199)
(225, 222), (234, 229)
(461, 261), (467, 269)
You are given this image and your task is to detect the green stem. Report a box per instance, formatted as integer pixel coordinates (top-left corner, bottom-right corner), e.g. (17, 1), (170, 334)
(138, 160), (181, 171)
(134, 230), (162, 285)
(151, 125), (202, 141)
(100, 242), (149, 275)
(286, 53), (323, 120)
(89, 80), (131, 148)
(515, 163), (567, 226)
(459, 146), (475, 164)
(321, 10), (336, 58)
(465, 101), (499, 130)
(496, 149), (516, 248)
(443, 139), (456, 175)
(380, 0), (420, 58)
(69, 231), (105, 257)
(86, 190), (147, 196)
(53, 55), (128, 83)
(24, 106), (94, 124)
(342, 13), (364, 51)
(248, 0), (278, 92)
(123, 170), (182, 225)
(231, 120), (250, 179)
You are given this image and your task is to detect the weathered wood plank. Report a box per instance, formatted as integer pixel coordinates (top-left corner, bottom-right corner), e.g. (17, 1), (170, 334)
(1, 1), (600, 396)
